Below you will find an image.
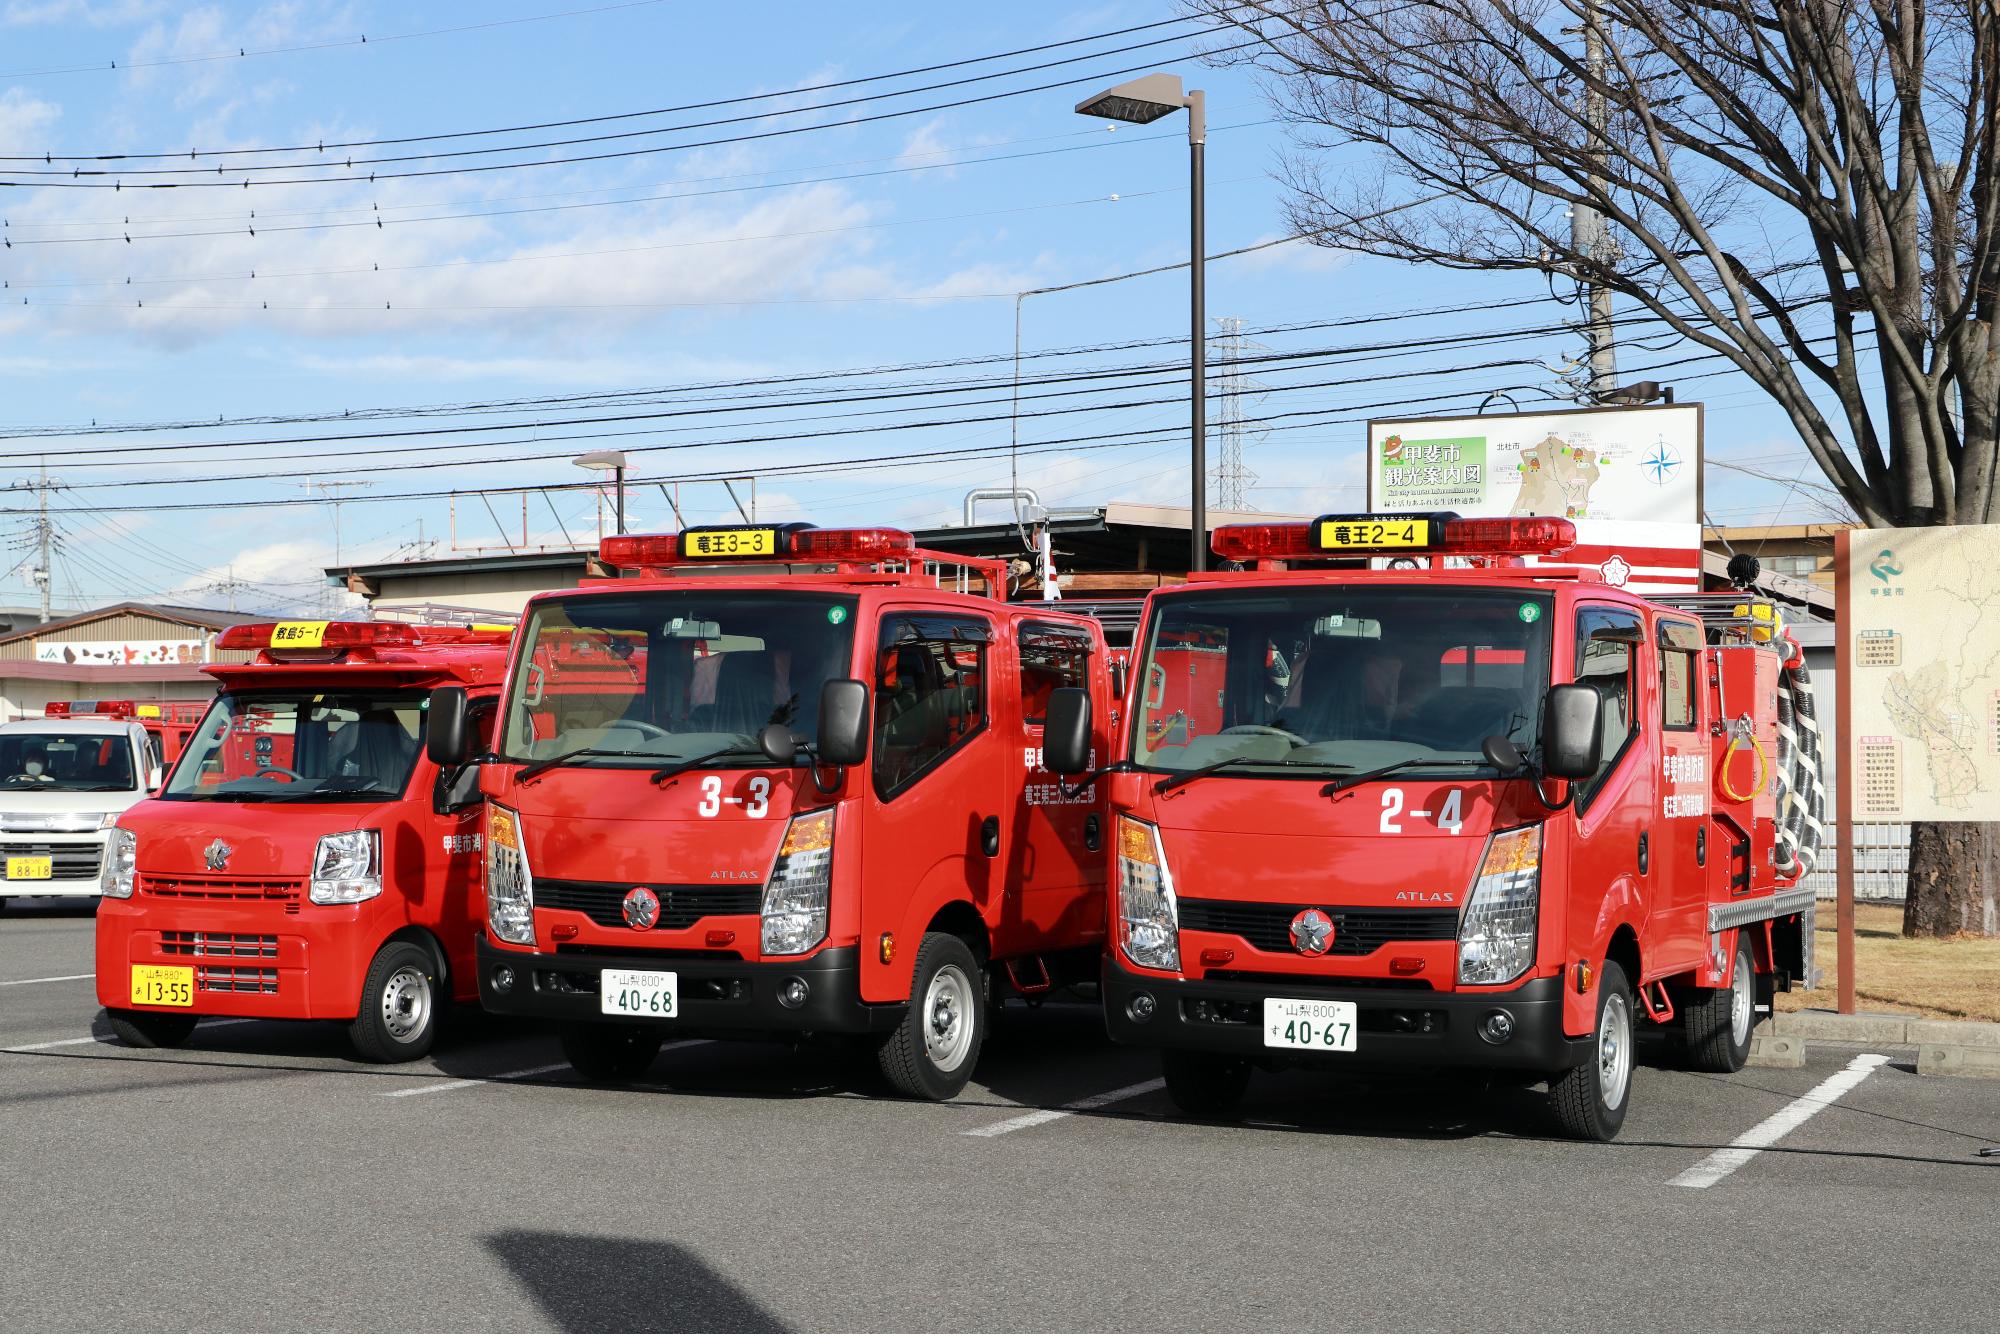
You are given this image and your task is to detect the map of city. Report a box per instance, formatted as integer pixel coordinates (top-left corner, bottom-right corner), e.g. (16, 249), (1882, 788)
(1509, 432), (1604, 519)
(1848, 524), (2000, 822)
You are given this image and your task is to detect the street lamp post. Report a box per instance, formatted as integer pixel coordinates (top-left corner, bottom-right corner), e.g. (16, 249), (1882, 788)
(1077, 73), (1208, 572)
(573, 449), (628, 535)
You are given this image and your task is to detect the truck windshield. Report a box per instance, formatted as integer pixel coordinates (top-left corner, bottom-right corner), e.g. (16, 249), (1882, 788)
(0, 731), (138, 792)
(1130, 586), (1553, 778)
(160, 691), (426, 802)
(500, 591), (859, 766)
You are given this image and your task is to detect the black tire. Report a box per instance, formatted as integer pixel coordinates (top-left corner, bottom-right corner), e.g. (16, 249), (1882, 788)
(1549, 959), (1634, 1142)
(106, 1007), (198, 1049)
(559, 1021), (663, 1082)
(1161, 1048), (1254, 1119)
(877, 932), (986, 1100)
(349, 940), (443, 1064)
(1680, 932), (1756, 1073)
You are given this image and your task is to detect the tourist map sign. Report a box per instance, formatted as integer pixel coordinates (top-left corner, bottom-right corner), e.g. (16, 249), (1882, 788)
(1841, 523), (2000, 822)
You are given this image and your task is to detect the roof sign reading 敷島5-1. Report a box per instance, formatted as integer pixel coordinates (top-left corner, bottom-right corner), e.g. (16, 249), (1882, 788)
(1843, 523), (2000, 822)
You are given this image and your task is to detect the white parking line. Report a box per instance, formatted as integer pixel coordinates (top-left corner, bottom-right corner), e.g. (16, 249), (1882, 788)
(1669, 1052), (1891, 1189)
(0, 973), (94, 988)
(962, 1078), (1166, 1137)
(1, 1017), (254, 1053)
(380, 1039), (708, 1098)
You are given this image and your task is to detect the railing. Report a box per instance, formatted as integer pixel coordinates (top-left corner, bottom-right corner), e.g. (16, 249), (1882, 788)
(1805, 823), (1910, 902)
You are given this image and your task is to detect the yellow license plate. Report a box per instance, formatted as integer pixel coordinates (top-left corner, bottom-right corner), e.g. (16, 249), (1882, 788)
(681, 527), (778, 558)
(5, 856), (51, 880)
(130, 964), (194, 1008)
(1317, 518), (1431, 551)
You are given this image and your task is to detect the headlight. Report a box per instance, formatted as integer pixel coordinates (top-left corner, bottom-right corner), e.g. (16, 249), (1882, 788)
(761, 808), (833, 956)
(1457, 825), (1541, 986)
(485, 803), (535, 946)
(103, 826), (137, 898)
(1116, 816), (1179, 972)
(310, 829), (383, 905)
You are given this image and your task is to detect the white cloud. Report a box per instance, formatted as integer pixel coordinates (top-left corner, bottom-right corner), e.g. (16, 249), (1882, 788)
(3, 0), (162, 27)
(1235, 235), (1355, 274)
(0, 86), (62, 141)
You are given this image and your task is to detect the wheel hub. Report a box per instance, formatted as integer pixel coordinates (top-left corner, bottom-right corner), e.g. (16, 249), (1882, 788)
(380, 966), (432, 1043)
(1598, 992), (1632, 1110)
(1730, 949), (1753, 1046)
(921, 963), (975, 1073)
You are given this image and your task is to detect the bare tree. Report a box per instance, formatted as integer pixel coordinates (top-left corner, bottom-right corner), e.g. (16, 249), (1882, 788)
(1193, 0), (2000, 934)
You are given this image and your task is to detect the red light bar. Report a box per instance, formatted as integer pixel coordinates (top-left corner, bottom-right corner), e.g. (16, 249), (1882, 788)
(789, 527), (913, 561)
(598, 533), (679, 567)
(45, 700), (138, 718)
(1211, 513), (1576, 563)
(215, 621), (419, 652)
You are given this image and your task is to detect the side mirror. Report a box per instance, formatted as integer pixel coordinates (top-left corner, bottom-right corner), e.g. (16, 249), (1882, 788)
(433, 761), (483, 816)
(816, 679), (870, 767)
(1541, 683), (1603, 781)
(759, 723), (800, 766)
(1480, 735), (1528, 776)
(426, 686), (470, 766)
(1042, 687), (1093, 775)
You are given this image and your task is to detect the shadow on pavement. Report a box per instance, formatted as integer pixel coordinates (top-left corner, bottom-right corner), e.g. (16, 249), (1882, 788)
(486, 1229), (788, 1334)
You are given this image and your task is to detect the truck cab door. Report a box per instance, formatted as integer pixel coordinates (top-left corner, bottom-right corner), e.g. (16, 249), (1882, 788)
(1008, 620), (1107, 956)
(859, 610), (1005, 996)
(1654, 618), (1712, 977)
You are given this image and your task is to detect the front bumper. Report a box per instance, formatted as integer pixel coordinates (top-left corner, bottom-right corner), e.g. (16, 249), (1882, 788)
(0, 830), (110, 898)
(94, 894), (381, 1021)
(1102, 957), (1588, 1073)
(476, 935), (901, 1037)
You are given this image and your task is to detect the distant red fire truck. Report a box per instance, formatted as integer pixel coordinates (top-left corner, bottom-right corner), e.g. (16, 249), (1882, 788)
(95, 622), (511, 1061)
(440, 522), (1113, 1099)
(1042, 513), (1819, 1139)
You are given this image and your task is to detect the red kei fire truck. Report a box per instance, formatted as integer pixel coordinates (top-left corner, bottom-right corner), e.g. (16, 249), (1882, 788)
(432, 522), (1112, 1099)
(94, 621), (511, 1061)
(1041, 513), (1820, 1140)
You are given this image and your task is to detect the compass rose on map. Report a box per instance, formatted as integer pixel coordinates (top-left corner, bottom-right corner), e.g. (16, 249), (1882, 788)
(1641, 437), (1682, 485)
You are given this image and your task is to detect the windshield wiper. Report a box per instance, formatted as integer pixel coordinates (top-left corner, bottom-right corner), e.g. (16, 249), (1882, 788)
(516, 746), (661, 784)
(1319, 758), (1486, 797)
(650, 745), (762, 785)
(1154, 756), (1318, 796)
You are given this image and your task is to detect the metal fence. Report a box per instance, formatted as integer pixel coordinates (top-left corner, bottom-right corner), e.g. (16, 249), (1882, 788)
(1805, 823), (1911, 902)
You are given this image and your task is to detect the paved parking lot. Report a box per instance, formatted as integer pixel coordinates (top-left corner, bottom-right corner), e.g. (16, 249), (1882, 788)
(3, 901), (1997, 1332)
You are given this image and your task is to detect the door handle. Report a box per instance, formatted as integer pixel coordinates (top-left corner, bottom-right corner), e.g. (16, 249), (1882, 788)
(1638, 831), (1650, 876)
(981, 815), (1000, 858)
(1696, 825), (1707, 867)
(1084, 814), (1102, 852)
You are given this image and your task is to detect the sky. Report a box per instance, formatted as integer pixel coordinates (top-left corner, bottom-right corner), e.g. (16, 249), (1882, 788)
(0, 0), (1852, 617)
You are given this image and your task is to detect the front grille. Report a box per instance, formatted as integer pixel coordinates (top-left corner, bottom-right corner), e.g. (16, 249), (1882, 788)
(1203, 970), (1436, 991)
(1179, 900), (1458, 956)
(0, 841), (103, 881)
(161, 931), (278, 959)
(142, 875), (303, 915)
(536, 880), (762, 930)
(197, 965), (278, 994)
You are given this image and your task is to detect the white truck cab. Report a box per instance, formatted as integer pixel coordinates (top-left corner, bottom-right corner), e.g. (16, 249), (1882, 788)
(0, 714), (162, 908)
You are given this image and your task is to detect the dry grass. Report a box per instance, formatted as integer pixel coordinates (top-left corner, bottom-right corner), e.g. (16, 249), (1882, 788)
(1775, 902), (2000, 1023)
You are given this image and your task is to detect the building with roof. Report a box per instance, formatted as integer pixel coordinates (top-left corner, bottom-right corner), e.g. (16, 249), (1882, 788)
(0, 603), (265, 722)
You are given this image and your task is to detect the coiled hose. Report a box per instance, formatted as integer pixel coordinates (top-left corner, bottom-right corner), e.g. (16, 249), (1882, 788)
(1772, 635), (1826, 879)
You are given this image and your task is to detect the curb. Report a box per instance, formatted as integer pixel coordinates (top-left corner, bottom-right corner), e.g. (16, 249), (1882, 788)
(1770, 1010), (2000, 1079)
(1917, 1045), (2000, 1080)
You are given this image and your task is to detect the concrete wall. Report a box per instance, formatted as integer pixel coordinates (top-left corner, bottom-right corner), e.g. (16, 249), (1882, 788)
(368, 566), (583, 616)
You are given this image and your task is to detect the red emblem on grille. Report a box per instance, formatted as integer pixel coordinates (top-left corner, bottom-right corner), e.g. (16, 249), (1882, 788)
(622, 886), (661, 931)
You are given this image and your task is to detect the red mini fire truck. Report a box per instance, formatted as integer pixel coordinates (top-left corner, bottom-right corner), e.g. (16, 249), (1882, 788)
(436, 522), (1112, 1099)
(1041, 513), (1819, 1140)
(95, 621), (511, 1061)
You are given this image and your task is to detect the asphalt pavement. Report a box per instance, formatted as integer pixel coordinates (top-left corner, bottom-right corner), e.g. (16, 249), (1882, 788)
(2, 902), (1996, 1332)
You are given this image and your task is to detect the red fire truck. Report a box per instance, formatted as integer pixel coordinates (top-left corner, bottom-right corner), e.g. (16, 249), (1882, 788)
(45, 700), (208, 767)
(1041, 514), (1818, 1140)
(95, 621), (511, 1061)
(435, 522), (1112, 1099)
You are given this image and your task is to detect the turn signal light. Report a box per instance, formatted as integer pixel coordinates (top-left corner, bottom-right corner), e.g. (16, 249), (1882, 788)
(1199, 947), (1235, 967)
(551, 924), (579, 942)
(1389, 956), (1426, 976)
(706, 929), (736, 947)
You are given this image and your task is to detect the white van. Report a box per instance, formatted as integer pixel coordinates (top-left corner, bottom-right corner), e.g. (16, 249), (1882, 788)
(0, 715), (162, 909)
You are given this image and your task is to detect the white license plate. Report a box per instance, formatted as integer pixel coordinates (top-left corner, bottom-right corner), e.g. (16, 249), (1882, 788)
(600, 968), (678, 1018)
(1263, 997), (1358, 1052)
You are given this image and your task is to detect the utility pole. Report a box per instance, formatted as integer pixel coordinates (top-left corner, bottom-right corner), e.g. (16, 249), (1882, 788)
(33, 461), (51, 622)
(1573, 9), (1619, 401)
(295, 478), (374, 613)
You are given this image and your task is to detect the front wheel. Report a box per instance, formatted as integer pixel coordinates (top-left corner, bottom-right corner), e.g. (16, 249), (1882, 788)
(1681, 932), (1757, 1073)
(878, 932), (986, 1100)
(349, 941), (442, 1064)
(106, 1008), (198, 1049)
(1548, 959), (1634, 1141)
(1161, 1049), (1253, 1119)
(559, 1021), (663, 1082)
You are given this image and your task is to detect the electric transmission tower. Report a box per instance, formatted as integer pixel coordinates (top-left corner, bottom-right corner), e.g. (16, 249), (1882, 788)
(1209, 317), (1268, 512)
